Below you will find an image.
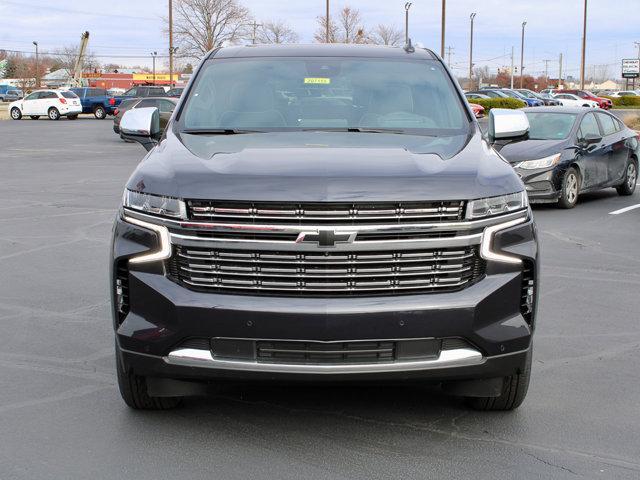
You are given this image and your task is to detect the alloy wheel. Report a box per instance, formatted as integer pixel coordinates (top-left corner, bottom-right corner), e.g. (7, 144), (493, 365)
(566, 173), (578, 204)
(627, 163), (637, 190)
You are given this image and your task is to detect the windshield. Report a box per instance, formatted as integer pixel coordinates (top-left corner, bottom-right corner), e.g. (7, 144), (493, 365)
(178, 57), (469, 135)
(526, 112), (577, 140)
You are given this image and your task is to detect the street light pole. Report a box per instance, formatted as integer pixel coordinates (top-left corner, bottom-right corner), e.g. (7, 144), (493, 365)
(469, 13), (476, 90)
(580, 0), (587, 89)
(32, 41), (39, 88)
(151, 52), (157, 85)
(520, 21), (526, 88)
(169, 0), (174, 88)
(405, 3), (412, 45)
(440, 0), (446, 58)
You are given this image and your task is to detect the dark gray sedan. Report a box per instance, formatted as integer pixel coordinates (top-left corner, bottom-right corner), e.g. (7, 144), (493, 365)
(498, 107), (638, 208)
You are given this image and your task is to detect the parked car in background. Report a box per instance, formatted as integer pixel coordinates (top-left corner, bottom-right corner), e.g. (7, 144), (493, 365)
(107, 87), (126, 96)
(551, 93), (599, 108)
(499, 107), (638, 208)
(469, 103), (485, 118)
(113, 96), (178, 136)
(69, 87), (124, 119)
(609, 91), (640, 98)
(122, 85), (167, 98)
(555, 90), (612, 109)
(468, 89), (509, 99)
(166, 87), (184, 98)
(9, 89), (82, 121)
(515, 89), (561, 106)
(1, 89), (24, 102)
(491, 89), (544, 107)
(464, 92), (490, 100)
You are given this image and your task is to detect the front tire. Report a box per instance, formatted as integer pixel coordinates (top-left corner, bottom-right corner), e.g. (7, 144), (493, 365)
(10, 107), (22, 120)
(465, 349), (532, 411)
(94, 106), (106, 119)
(48, 107), (60, 121)
(616, 159), (637, 196)
(116, 344), (182, 410)
(558, 167), (580, 209)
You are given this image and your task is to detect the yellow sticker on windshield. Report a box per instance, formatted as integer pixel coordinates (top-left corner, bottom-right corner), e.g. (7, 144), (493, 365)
(304, 77), (331, 84)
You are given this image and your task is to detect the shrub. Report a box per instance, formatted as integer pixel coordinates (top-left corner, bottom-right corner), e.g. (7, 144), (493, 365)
(469, 98), (526, 112)
(612, 96), (640, 107)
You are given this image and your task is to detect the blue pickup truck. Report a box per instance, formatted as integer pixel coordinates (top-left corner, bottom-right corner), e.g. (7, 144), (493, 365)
(69, 87), (124, 119)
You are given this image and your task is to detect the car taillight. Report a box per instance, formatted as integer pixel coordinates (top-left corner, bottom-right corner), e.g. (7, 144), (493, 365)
(59, 98), (67, 104)
(109, 97), (116, 106)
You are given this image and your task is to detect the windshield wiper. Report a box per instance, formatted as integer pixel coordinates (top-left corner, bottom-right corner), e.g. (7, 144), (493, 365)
(181, 128), (266, 135)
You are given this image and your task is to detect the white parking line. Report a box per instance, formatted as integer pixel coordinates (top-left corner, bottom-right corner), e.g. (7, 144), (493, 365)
(609, 204), (640, 215)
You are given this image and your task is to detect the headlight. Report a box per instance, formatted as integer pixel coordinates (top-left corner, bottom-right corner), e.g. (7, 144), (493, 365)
(123, 190), (186, 219)
(466, 191), (528, 219)
(515, 154), (561, 170)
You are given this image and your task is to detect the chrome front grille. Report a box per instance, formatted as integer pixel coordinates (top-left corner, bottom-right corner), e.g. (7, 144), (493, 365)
(187, 200), (465, 224)
(167, 245), (485, 295)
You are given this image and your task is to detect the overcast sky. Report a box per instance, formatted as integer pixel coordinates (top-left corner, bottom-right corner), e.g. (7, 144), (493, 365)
(1, 0), (638, 79)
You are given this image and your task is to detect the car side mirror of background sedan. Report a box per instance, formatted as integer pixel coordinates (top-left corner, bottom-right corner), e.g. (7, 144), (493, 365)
(488, 109), (530, 146)
(120, 107), (162, 152)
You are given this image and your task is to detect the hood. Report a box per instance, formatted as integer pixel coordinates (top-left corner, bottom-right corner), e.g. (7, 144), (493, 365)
(498, 139), (571, 164)
(126, 128), (523, 202)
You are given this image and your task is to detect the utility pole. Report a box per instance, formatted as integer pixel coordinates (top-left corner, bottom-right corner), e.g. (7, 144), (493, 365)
(580, 0), (587, 89)
(440, 0), (446, 58)
(510, 46), (514, 89)
(151, 52), (157, 84)
(405, 3), (412, 45)
(469, 13), (476, 90)
(520, 21), (526, 88)
(251, 21), (263, 44)
(446, 46), (454, 68)
(169, 0), (174, 88)
(326, 0), (330, 43)
(32, 41), (39, 88)
(558, 53), (563, 88)
(543, 59), (551, 79)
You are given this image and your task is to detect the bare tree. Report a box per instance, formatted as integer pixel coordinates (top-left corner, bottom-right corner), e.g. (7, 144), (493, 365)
(171, 0), (252, 57)
(52, 45), (99, 73)
(371, 24), (403, 46)
(336, 7), (366, 44)
(314, 14), (337, 43)
(258, 20), (299, 44)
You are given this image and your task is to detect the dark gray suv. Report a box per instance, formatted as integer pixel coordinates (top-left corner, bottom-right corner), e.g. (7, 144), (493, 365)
(112, 44), (538, 411)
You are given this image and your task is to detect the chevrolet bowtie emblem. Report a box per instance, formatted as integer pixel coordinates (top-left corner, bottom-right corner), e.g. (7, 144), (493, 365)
(295, 230), (357, 247)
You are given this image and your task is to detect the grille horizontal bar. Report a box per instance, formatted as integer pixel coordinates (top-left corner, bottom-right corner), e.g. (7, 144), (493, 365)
(187, 200), (465, 224)
(168, 245), (484, 295)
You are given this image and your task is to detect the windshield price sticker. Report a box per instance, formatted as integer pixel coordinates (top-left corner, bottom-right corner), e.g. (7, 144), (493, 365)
(304, 78), (331, 84)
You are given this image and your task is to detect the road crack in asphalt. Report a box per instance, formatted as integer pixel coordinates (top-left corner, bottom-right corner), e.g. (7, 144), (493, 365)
(208, 394), (640, 474)
(520, 449), (578, 476)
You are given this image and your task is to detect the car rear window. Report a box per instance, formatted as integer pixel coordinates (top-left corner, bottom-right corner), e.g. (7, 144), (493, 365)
(118, 99), (137, 110)
(61, 91), (79, 99)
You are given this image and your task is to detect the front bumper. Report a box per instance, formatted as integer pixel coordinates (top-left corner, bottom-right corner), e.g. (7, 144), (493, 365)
(111, 212), (538, 384)
(515, 166), (561, 203)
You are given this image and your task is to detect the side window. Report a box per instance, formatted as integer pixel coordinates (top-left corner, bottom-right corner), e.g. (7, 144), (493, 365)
(25, 92), (40, 101)
(139, 88), (149, 96)
(158, 100), (175, 113)
(42, 92), (58, 99)
(577, 92), (587, 98)
(126, 88), (138, 96)
(93, 88), (107, 96)
(578, 113), (600, 140)
(136, 99), (158, 108)
(596, 113), (617, 136)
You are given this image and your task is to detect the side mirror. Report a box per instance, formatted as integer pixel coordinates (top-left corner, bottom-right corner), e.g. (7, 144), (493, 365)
(582, 133), (602, 145)
(488, 108), (530, 144)
(120, 107), (161, 152)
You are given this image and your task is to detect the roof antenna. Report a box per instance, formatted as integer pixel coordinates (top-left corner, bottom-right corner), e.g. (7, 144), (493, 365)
(404, 38), (415, 53)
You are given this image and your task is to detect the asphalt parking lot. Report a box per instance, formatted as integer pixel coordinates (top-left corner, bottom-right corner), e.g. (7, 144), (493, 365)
(1, 117), (639, 480)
